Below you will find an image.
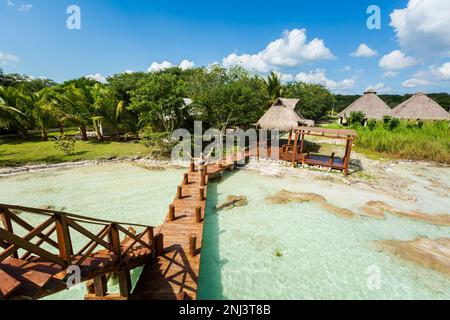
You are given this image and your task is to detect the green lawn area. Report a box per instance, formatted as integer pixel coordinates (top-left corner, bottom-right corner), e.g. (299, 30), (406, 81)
(0, 133), (152, 167)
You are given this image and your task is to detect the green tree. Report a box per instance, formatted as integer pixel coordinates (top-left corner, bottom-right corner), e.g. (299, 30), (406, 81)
(283, 82), (335, 121)
(0, 86), (30, 138)
(129, 70), (190, 132)
(265, 71), (282, 103)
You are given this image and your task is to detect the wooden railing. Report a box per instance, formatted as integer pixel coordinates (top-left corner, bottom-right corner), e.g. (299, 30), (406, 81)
(0, 204), (155, 269)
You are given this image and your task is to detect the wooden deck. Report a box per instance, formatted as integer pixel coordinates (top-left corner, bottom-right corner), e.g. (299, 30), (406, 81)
(0, 205), (156, 300)
(131, 157), (239, 300)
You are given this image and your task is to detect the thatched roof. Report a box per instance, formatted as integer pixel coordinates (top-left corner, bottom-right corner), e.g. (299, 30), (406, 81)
(391, 93), (450, 120)
(337, 90), (391, 120)
(257, 98), (310, 131)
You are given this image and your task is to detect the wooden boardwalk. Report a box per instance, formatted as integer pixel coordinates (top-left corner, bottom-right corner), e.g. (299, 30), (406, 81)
(131, 158), (237, 300)
(0, 153), (248, 300)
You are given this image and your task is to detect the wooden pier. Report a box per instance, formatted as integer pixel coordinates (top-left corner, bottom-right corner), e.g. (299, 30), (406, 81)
(0, 153), (246, 300)
(131, 157), (238, 300)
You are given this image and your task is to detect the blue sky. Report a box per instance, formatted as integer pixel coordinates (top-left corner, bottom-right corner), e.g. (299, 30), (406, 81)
(1, 0), (450, 94)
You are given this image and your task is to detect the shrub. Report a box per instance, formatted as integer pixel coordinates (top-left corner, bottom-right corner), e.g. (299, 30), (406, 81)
(141, 131), (178, 159)
(54, 135), (76, 156)
(417, 120), (424, 129)
(388, 118), (400, 131)
(367, 119), (377, 131)
(349, 111), (366, 126)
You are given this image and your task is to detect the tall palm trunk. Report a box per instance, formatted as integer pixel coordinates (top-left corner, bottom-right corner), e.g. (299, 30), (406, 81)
(40, 124), (48, 141)
(18, 127), (27, 140)
(59, 121), (65, 136)
(79, 125), (88, 141)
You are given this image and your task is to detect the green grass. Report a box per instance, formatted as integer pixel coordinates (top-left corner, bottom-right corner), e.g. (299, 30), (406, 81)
(355, 121), (450, 164)
(0, 134), (152, 167)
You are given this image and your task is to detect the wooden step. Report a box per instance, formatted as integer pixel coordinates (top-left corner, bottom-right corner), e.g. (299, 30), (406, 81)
(0, 266), (21, 299)
(1, 257), (57, 299)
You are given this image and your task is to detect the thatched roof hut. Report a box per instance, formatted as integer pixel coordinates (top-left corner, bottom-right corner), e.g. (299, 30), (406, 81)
(257, 98), (313, 131)
(337, 90), (391, 124)
(391, 93), (450, 120)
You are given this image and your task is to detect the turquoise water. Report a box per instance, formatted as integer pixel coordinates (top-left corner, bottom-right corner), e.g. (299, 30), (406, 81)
(1, 163), (449, 300)
(0, 163), (183, 299)
(198, 169), (450, 300)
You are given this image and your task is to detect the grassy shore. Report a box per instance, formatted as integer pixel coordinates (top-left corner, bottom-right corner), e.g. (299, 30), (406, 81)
(323, 121), (450, 164)
(0, 132), (152, 167)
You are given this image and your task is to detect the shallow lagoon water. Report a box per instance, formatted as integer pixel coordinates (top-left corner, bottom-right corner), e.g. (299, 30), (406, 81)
(0, 163), (183, 299)
(0, 162), (449, 299)
(198, 168), (450, 300)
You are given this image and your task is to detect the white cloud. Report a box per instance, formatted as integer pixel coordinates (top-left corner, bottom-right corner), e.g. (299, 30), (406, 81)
(351, 44), (378, 57)
(432, 62), (450, 79)
(382, 71), (398, 78)
(179, 59), (195, 70)
(124, 69), (134, 74)
(379, 50), (418, 70)
(273, 71), (294, 83)
(340, 66), (352, 72)
(402, 78), (431, 88)
(223, 28), (335, 72)
(148, 61), (173, 72)
(86, 73), (107, 83)
(294, 69), (355, 92)
(6, 0), (14, 7)
(18, 4), (32, 12)
(390, 0), (450, 56)
(0, 52), (20, 64)
(366, 83), (391, 93)
(148, 60), (195, 72)
(223, 53), (268, 73)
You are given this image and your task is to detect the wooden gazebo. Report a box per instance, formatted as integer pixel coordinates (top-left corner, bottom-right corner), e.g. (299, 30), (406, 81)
(280, 127), (357, 176)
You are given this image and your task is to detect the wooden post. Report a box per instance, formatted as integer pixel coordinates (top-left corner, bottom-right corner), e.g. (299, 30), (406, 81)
(109, 223), (121, 259)
(147, 227), (154, 248)
(117, 269), (131, 298)
(0, 208), (18, 258)
(168, 204), (175, 222)
(204, 164), (208, 175)
(183, 173), (189, 185)
(189, 234), (197, 257)
(299, 133), (305, 165)
(343, 138), (353, 176)
(288, 129), (293, 145)
(55, 214), (73, 266)
(154, 233), (164, 257)
(93, 275), (108, 297)
(200, 168), (206, 187)
(189, 159), (195, 172)
(176, 185), (183, 199)
(195, 207), (202, 223)
(291, 131), (300, 167)
(199, 187), (205, 201)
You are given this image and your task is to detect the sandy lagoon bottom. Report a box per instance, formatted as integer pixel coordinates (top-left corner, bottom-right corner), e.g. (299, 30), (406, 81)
(0, 162), (449, 299)
(198, 166), (450, 300)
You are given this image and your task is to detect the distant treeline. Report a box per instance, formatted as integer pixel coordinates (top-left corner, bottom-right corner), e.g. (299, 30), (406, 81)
(334, 93), (450, 113)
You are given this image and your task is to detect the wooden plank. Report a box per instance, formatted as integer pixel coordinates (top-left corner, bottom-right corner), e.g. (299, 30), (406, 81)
(0, 267), (20, 299)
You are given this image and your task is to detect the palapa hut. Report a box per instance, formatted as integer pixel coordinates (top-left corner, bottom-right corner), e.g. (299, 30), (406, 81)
(337, 89), (391, 125)
(391, 93), (450, 121)
(256, 98), (314, 131)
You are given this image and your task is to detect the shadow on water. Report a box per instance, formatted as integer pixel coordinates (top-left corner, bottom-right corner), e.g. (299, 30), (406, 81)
(197, 168), (239, 300)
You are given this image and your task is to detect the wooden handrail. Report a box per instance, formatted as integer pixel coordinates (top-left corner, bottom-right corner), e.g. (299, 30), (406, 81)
(0, 204), (155, 229)
(0, 204), (155, 273)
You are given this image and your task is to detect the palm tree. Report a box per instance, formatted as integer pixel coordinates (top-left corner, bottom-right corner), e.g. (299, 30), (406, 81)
(265, 72), (283, 103)
(21, 88), (56, 141)
(57, 84), (94, 141)
(0, 86), (29, 139)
